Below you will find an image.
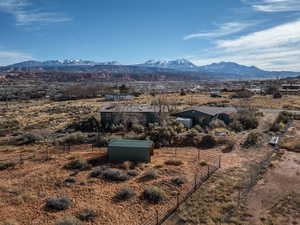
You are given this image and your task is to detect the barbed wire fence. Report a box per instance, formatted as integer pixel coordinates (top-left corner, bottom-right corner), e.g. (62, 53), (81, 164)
(235, 149), (275, 209)
(141, 151), (221, 225)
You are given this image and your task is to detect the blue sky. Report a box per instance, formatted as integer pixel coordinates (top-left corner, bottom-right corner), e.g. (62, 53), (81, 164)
(0, 0), (300, 71)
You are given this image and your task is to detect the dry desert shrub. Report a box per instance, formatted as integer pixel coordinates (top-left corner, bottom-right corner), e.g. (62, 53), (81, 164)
(229, 120), (244, 132)
(164, 159), (183, 166)
(140, 168), (159, 181)
(93, 135), (108, 147)
(58, 132), (87, 145)
(143, 185), (166, 204)
(269, 122), (286, 132)
(12, 191), (38, 205)
(237, 111), (258, 130)
(64, 158), (91, 171)
(8, 132), (41, 146)
(76, 208), (97, 221)
(90, 165), (110, 178)
(118, 161), (132, 170)
(199, 135), (217, 149)
(231, 89), (254, 99)
(270, 111), (293, 132)
(45, 197), (72, 211)
(209, 119), (226, 129)
(279, 137), (300, 152)
(243, 132), (263, 148)
(114, 186), (136, 201)
(0, 161), (16, 171)
(199, 161), (208, 167)
(101, 168), (130, 181)
(171, 176), (187, 186)
(55, 215), (83, 225)
(136, 162), (145, 170)
(0, 119), (20, 137)
(131, 123), (145, 133)
(127, 169), (140, 177)
(217, 137), (235, 153)
(65, 177), (76, 183)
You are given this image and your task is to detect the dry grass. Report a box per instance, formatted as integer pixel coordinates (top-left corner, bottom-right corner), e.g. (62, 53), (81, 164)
(168, 168), (247, 225)
(0, 145), (224, 225)
(279, 137), (300, 152)
(133, 93), (300, 110)
(0, 95), (299, 225)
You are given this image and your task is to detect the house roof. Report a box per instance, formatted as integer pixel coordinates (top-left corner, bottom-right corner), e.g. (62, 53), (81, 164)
(100, 104), (169, 113)
(108, 139), (153, 148)
(177, 106), (237, 116)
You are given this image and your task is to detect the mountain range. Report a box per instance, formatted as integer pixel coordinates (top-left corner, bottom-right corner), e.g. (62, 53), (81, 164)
(1, 59), (299, 80)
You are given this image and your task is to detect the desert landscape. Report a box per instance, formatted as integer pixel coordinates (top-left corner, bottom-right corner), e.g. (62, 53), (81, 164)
(0, 90), (300, 225)
(1, 0), (300, 224)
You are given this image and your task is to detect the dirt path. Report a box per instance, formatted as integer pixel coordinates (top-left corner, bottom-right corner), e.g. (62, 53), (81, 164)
(246, 151), (300, 225)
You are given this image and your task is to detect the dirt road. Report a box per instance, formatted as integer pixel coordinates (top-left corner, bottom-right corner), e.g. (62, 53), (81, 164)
(246, 151), (300, 225)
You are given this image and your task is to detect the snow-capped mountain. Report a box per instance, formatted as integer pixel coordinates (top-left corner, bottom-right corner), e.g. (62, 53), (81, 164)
(5, 59), (122, 68)
(197, 62), (299, 78)
(59, 59), (97, 65)
(140, 58), (199, 71)
(97, 61), (121, 66)
(1, 58), (299, 79)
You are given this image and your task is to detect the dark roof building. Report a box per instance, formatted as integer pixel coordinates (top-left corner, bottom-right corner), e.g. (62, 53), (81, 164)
(100, 104), (169, 127)
(173, 106), (237, 127)
(280, 84), (300, 95)
(188, 106), (237, 116)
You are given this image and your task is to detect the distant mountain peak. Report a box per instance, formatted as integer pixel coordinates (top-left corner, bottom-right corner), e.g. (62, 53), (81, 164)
(172, 58), (192, 64)
(144, 59), (168, 65)
(60, 59), (97, 65)
(97, 61), (121, 65)
(141, 58), (198, 71)
(4, 59), (124, 68)
(2, 58), (299, 79)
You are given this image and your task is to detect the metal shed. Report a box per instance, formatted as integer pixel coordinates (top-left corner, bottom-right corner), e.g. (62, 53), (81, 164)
(108, 139), (154, 163)
(176, 117), (193, 129)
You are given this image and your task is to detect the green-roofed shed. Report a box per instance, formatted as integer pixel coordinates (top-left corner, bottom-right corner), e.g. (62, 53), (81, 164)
(108, 139), (154, 163)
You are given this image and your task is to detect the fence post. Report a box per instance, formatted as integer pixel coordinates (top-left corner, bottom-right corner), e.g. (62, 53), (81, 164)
(237, 189), (241, 209)
(218, 155), (221, 168)
(19, 152), (23, 165)
(197, 149), (200, 161)
(207, 165), (210, 177)
(194, 173), (197, 190)
(155, 209), (159, 225)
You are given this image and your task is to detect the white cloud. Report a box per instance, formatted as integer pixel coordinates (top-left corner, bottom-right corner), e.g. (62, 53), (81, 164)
(190, 20), (300, 71)
(191, 47), (300, 71)
(183, 22), (252, 40)
(0, 49), (34, 66)
(243, 0), (300, 12)
(216, 20), (300, 50)
(0, 0), (71, 25)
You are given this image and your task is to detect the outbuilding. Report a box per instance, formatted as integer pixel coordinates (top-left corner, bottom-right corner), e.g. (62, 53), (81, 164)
(173, 106), (237, 127)
(176, 117), (193, 129)
(108, 139), (154, 163)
